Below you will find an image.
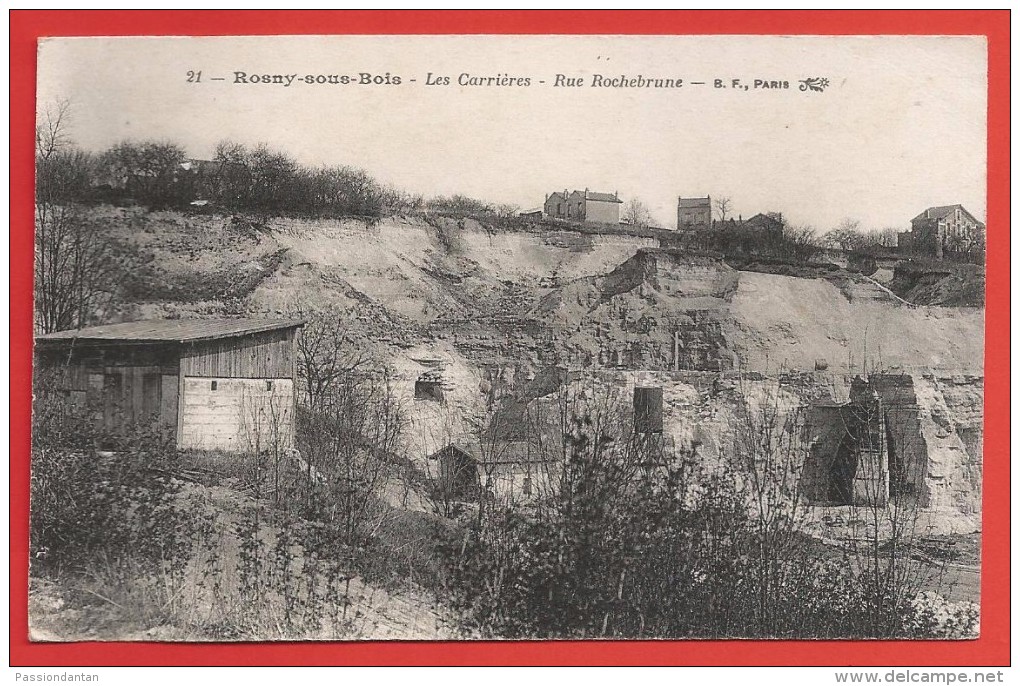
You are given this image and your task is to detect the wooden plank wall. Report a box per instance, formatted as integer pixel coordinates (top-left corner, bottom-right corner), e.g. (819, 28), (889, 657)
(35, 357), (179, 439)
(178, 377), (295, 451)
(180, 328), (296, 379)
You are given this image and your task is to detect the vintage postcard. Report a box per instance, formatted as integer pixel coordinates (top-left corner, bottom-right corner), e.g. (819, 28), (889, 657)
(29, 32), (987, 644)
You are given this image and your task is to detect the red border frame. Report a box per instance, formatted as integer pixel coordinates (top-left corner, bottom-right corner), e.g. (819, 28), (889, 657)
(9, 10), (1010, 667)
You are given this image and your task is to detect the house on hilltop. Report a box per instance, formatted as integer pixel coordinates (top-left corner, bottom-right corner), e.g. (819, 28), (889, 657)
(677, 196), (713, 232)
(544, 188), (623, 224)
(35, 318), (304, 451)
(898, 204), (985, 261)
(710, 212), (785, 236)
(742, 212), (785, 234)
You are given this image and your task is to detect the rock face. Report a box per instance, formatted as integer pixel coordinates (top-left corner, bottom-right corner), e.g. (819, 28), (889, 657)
(524, 368), (982, 530)
(800, 373), (983, 520)
(92, 206), (982, 527)
(725, 271), (983, 374)
(536, 249), (742, 372)
(911, 374), (983, 515)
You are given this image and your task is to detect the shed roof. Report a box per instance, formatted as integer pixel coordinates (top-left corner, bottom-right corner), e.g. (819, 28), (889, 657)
(429, 438), (556, 465)
(36, 318), (305, 346)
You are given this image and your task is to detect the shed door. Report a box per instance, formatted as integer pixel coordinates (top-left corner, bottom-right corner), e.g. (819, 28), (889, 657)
(99, 368), (172, 441)
(160, 374), (179, 436)
(141, 372), (161, 424)
(102, 371), (125, 436)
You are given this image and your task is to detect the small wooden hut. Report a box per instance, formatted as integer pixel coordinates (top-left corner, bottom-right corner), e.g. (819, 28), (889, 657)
(35, 318), (304, 451)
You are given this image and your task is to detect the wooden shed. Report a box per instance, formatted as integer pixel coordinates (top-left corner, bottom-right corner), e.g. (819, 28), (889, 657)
(429, 438), (558, 504)
(35, 318), (304, 452)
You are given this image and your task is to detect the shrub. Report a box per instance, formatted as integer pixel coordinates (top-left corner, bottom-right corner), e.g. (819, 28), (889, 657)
(440, 387), (967, 639)
(30, 388), (211, 573)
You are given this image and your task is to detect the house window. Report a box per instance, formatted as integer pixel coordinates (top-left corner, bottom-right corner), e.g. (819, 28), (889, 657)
(210, 380), (218, 391)
(557, 203), (563, 215)
(567, 204), (572, 217)
(523, 475), (533, 497)
(266, 380), (273, 391)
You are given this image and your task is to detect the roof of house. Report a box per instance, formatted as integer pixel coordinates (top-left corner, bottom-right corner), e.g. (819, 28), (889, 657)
(548, 190), (621, 204)
(36, 318), (305, 345)
(912, 204), (985, 226)
(584, 190), (622, 203)
(429, 438), (556, 465)
(679, 197), (711, 208)
(744, 212), (784, 228)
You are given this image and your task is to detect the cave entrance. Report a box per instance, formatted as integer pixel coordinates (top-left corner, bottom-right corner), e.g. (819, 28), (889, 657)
(886, 414), (909, 496)
(415, 376), (444, 402)
(828, 437), (858, 505)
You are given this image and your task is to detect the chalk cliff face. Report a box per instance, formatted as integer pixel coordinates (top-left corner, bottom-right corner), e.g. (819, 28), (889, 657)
(92, 207), (984, 526)
(535, 249), (741, 371)
(513, 369), (983, 532)
(912, 374), (984, 516)
(534, 246), (982, 377)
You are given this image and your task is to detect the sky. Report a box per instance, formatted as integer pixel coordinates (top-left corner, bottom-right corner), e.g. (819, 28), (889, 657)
(37, 35), (987, 231)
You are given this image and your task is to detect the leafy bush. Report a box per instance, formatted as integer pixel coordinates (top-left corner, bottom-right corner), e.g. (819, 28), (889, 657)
(30, 390), (211, 573)
(440, 394), (969, 639)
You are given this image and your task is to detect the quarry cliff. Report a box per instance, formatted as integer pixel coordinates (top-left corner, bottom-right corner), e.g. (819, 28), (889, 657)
(91, 206), (984, 528)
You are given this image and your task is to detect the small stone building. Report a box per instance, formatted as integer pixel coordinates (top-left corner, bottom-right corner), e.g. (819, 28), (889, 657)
(544, 189), (622, 224)
(677, 196), (712, 232)
(35, 318), (304, 451)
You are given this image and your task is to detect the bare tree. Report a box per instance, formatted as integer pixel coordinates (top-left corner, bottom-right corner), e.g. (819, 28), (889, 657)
(784, 224), (823, 261)
(36, 99), (73, 163)
(729, 378), (811, 631)
(824, 217), (868, 252)
(294, 309), (368, 408)
(876, 228), (901, 249)
(713, 196), (733, 222)
(96, 140), (188, 207)
(622, 197), (653, 228)
(291, 308), (409, 542)
(837, 380), (960, 637)
(943, 223), (986, 261)
(35, 100), (118, 333)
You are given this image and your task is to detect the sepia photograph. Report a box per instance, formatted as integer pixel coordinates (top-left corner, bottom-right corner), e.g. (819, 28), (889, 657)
(28, 32), (987, 643)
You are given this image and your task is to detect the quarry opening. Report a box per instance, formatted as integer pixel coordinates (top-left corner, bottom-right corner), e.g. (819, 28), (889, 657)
(804, 375), (928, 508)
(415, 375), (444, 402)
